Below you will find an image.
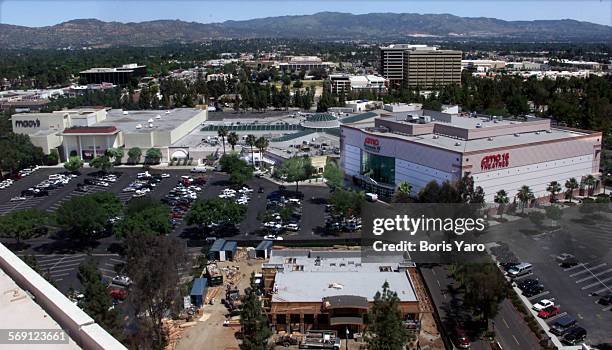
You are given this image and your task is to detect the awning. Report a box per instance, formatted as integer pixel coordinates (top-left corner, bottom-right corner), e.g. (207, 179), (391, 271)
(323, 295), (368, 309)
(329, 316), (364, 326)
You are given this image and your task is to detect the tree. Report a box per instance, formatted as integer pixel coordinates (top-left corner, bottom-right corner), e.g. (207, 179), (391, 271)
(323, 161), (344, 189)
(64, 156), (84, 173)
(90, 155), (112, 173)
(106, 147), (124, 165)
(55, 192), (121, 240)
(245, 134), (257, 166)
(21, 255), (54, 284)
(0, 133), (45, 178)
(145, 148), (162, 165)
(494, 190), (509, 219)
(0, 209), (48, 247)
(254, 137), (269, 166)
(516, 185), (534, 214)
(455, 263), (507, 330)
(218, 127), (228, 155)
(125, 235), (187, 349)
(77, 260), (123, 339)
(127, 147), (142, 164)
(114, 199), (172, 238)
(583, 175), (597, 197)
(565, 177), (579, 202)
(365, 282), (410, 350)
(545, 205), (563, 227)
(329, 189), (364, 218)
(227, 131), (239, 151)
(185, 198), (247, 228)
(393, 181), (413, 203)
(219, 153), (254, 185)
(240, 273), (272, 350)
(276, 156), (313, 192)
(546, 181), (562, 203)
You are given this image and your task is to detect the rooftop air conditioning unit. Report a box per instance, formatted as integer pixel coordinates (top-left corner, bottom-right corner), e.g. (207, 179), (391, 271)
(165, 110), (170, 114)
(488, 137), (494, 141)
(155, 114), (161, 119)
(514, 133), (520, 137)
(476, 123), (482, 128)
(135, 124), (142, 129)
(546, 130), (553, 133)
(455, 142), (462, 146)
(432, 135), (439, 139)
(123, 111), (128, 115)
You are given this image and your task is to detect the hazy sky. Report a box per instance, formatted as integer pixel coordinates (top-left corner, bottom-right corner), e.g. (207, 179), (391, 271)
(1, 0), (611, 27)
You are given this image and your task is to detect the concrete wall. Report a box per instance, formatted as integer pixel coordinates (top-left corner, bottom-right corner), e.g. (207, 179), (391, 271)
(31, 134), (62, 154)
(12, 113), (68, 135)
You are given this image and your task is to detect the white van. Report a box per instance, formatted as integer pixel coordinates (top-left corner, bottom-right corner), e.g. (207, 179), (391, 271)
(365, 193), (378, 202)
(507, 263), (532, 278)
(191, 166), (207, 173)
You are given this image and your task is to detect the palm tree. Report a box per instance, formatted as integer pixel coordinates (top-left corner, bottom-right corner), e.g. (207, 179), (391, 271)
(583, 175), (596, 197)
(227, 132), (239, 151)
(546, 181), (562, 203)
(393, 181), (413, 203)
(217, 127), (228, 155)
(564, 178), (578, 202)
(494, 189), (510, 219)
(255, 137), (269, 167)
(516, 185), (534, 214)
(245, 134), (256, 167)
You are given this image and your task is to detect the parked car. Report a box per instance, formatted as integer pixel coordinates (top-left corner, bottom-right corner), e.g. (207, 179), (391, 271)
(453, 327), (471, 349)
(550, 316), (577, 336)
(109, 288), (128, 301)
(597, 292), (612, 306)
(523, 285), (545, 297)
(532, 299), (554, 311)
(562, 327), (587, 345)
(537, 305), (560, 319)
(10, 196), (27, 201)
(264, 235), (283, 241)
(112, 275), (132, 287)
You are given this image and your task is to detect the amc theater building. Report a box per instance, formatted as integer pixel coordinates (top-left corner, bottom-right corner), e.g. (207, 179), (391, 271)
(340, 110), (602, 202)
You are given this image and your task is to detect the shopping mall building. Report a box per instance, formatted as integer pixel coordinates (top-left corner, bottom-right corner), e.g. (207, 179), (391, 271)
(11, 107), (207, 162)
(340, 106), (602, 202)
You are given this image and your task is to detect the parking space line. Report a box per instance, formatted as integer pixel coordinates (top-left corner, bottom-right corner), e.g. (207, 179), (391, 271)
(564, 263), (587, 272)
(581, 276), (612, 290)
(50, 272), (71, 278)
(48, 262), (83, 270)
(570, 263), (606, 277)
(594, 286), (612, 294)
(528, 291), (549, 300)
(49, 267), (77, 273)
(575, 268), (612, 283)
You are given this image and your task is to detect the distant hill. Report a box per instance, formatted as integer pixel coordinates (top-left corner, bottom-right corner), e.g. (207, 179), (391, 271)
(1, 12), (610, 49)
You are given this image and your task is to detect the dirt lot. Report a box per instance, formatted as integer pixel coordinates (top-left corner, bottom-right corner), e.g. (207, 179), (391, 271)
(175, 250), (264, 350)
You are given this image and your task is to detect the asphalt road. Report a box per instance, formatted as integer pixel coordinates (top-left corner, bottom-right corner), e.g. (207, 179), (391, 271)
(421, 264), (542, 350)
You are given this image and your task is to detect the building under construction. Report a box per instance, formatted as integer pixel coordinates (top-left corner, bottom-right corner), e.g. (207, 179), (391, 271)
(262, 249), (421, 335)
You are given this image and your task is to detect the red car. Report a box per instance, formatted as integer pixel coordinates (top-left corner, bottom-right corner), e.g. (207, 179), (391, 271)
(109, 288), (127, 300)
(538, 305), (560, 319)
(171, 212), (183, 219)
(454, 327), (471, 349)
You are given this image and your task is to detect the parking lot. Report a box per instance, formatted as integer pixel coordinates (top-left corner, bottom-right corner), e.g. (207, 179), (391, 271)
(488, 212), (612, 346)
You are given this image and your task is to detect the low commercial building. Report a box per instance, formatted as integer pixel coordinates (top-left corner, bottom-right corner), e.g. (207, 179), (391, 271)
(263, 249), (420, 335)
(279, 56), (333, 71)
(11, 107), (207, 161)
(79, 64), (146, 85)
(340, 108), (602, 201)
(329, 74), (387, 95)
(208, 239), (238, 262)
(11, 107), (107, 155)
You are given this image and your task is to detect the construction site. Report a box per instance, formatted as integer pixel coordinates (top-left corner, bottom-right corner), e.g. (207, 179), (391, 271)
(167, 246), (443, 350)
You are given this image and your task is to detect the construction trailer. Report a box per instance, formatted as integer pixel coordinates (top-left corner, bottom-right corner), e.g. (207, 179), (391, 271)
(208, 239), (238, 261)
(190, 278), (209, 307)
(255, 240), (273, 259)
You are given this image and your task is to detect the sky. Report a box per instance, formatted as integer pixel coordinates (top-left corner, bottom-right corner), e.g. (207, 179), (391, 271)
(0, 0), (611, 27)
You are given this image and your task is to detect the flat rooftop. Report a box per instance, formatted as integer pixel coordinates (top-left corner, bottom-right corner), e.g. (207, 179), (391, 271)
(96, 108), (204, 133)
(272, 272), (417, 303)
(0, 267), (80, 349)
(347, 125), (589, 153)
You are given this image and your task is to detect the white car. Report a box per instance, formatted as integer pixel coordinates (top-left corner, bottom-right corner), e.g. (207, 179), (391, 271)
(132, 192), (145, 198)
(236, 199), (249, 205)
(222, 188), (236, 194)
(532, 299), (554, 311)
(137, 172), (151, 179)
(112, 275), (132, 287)
(10, 196), (27, 201)
(123, 187), (136, 192)
(219, 194), (233, 199)
(264, 235), (283, 241)
(96, 181), (110, 187)
(161, 173), (171, 178)
(285, 223), (299, 231)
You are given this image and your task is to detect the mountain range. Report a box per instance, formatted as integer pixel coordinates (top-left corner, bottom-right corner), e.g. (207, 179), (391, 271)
(1, 12), (610, 49)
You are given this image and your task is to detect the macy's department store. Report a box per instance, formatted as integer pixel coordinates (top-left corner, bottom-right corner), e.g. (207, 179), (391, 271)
(340, 112), (602, 202)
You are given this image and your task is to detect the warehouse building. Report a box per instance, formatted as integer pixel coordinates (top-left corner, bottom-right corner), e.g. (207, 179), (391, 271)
(263, 249), (420, 335)
(340, 106), (602, 201)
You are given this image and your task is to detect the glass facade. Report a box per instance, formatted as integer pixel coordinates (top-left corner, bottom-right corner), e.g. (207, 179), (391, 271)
(361, 151), (395, 185)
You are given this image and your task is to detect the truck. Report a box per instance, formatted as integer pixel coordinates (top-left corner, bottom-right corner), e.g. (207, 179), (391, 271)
(299, 330), (341, 350)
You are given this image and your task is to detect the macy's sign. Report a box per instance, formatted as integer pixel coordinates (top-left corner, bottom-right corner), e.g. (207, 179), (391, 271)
(481, 153), (510, 170)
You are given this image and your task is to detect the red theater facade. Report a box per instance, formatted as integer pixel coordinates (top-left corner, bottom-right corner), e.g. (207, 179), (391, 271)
(340, 113), (602, 202)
